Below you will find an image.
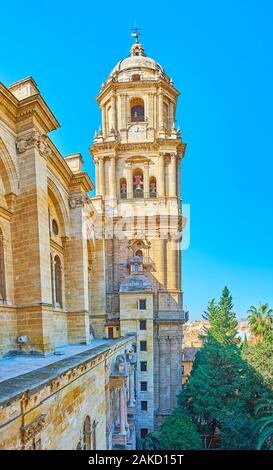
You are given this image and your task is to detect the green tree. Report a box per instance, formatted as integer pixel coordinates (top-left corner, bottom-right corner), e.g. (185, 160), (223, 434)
(182, 340), (260, 448)
(158, 414), (203, 450)
(203, 287), (238, 345)
(136, 433), (160, 450)
(247, 304), (273, 342)
(220, 410), (256, 450)
(242, 339), (273, 387)
(179, 289), (272, 450)
(240, 334), (249, 353)
(254, 398), (273, 450)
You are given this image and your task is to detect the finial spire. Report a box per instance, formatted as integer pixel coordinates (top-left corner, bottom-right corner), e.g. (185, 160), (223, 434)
(130, 24), (145, 57)
(131, 23), (141, 44)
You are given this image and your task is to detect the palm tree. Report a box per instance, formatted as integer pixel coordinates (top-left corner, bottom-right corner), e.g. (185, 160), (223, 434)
(254, 399), (273, 450)
(247, 304), (273, 342)
(136, 433), (160, 450)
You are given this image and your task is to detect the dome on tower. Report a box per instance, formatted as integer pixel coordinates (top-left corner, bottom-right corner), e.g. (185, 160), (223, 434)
(102, 40), (171, 86)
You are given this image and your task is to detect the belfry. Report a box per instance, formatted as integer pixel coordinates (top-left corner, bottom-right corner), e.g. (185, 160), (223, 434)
(90, 36), (187, 434)
(0, 35), (187, 449)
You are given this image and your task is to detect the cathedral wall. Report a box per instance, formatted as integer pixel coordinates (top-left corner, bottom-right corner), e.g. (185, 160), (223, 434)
(53, 310), (68, 346)
(90, 239), (107, 337)
(0, 306), (17, 356)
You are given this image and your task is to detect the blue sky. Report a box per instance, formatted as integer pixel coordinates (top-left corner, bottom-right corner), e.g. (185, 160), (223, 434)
(1, 0), (273, 320)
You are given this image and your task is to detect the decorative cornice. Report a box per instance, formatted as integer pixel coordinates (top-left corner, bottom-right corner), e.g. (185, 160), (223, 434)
(97, 78), (180, 104)
(0, 84), (18, 124)
(125, 155), (152, 164)
(17, 94), (60, 133)
(90, 139), (185, 157)
(70, 172), (94, 193)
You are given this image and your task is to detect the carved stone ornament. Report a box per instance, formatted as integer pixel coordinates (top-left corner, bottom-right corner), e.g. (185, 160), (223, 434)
(16, 131), (51, 158)
(69, 194), (86, 209)
(21, 413), (46, 444)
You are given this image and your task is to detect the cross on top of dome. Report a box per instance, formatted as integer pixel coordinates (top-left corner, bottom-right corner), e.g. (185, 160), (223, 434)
(131, 23), (141, 44)
(130, 24), (145, 57)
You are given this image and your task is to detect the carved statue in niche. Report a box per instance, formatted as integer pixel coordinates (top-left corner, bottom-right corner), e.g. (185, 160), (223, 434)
(150, 180), (157, 196)
(120, 181), (127, 195)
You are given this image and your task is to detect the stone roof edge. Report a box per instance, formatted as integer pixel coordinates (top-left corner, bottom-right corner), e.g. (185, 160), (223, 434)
(0, 335), (135, 408)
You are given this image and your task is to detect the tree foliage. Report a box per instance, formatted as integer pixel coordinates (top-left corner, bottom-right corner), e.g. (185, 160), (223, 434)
(242, 338), (273, 387)
(203, 286), (238, 345)
(247, 303), (273, 342)
(136, 433), (160, 450)
(254, 398), (273, 450)
(158, 414), (203, 450)
(179, 288), (271, 450)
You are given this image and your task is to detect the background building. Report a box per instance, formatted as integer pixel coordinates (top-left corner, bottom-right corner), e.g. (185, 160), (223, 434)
(182, 320), (254, 383)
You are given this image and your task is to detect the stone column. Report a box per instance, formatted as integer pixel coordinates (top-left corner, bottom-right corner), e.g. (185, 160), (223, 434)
(66, 194), (90, 345)
(102, 106), (107, 137)
(119, 387), (126, 434)
(111, 96), (116, 131)
(126, 163), (133, 199)
(109, 156), (116, 199)
(115, 389), (120, 427)
(124, 386), (129, 430)
(157, 238), (166, 288)
(169, 101), (174, 129)
(14, 133), (54, 354)
(167, 239), (178, 290)
(169, 153), (177, 197)
(117, 94), (122, 131)
(99, 157), (104, 197)
(94, 158), (100, 196)
(158, 153), (165, 197)
(148, 92), (154, 128)
(177, 156), (181, 199)
(129, 365), (135, 407)
(144, 162), (149, 198)
(159, 336), (168, 413)
(158, 92), (164, 128)
(121, 94), (128, 128)
(170, 336), (180, 409)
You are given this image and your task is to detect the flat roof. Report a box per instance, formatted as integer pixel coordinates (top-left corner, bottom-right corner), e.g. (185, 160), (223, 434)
(0, 337), (134, 407)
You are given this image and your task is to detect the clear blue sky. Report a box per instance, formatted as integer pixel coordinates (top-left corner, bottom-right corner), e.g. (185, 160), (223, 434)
(1, 0), (273, 320)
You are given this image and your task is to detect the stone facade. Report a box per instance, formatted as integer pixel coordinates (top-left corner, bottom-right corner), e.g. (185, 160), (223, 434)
(0, 38), (187, 449)
(90, 39), (187, 433)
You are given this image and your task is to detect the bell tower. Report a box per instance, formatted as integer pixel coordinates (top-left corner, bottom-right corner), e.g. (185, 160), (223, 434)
(90, 36), (187, 434)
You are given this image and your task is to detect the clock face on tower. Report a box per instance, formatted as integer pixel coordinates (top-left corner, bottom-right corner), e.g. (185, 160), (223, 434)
(128, 124), (146, 141)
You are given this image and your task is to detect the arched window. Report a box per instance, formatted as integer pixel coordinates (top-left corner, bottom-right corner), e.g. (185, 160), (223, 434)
(131, 98), (145, 122)
(149, 177), (157, 198)
(132, 74), (141, 82)
(133, 168), (144, 198)
(0, 228), (6, 303)
(120, 178), (127, 199)
(83, 416), (91, 450)
(54, 255), (62, 307)
(50, 254), (54, 305)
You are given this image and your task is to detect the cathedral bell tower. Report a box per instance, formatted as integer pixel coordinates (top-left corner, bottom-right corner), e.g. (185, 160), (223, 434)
(90, 35), (187, 434)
